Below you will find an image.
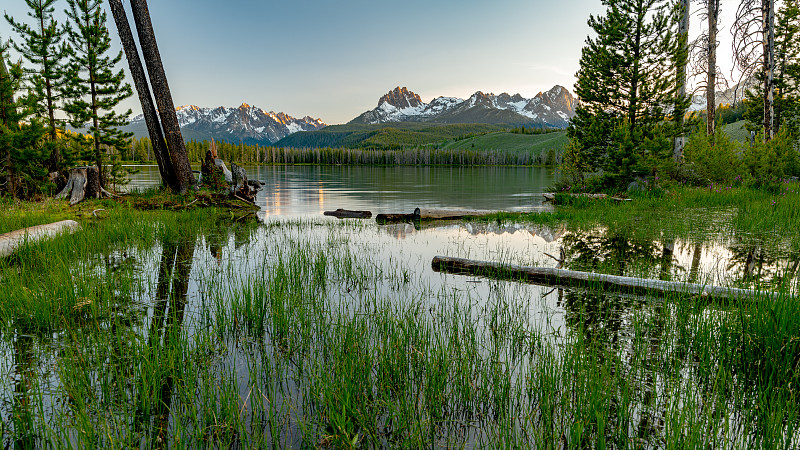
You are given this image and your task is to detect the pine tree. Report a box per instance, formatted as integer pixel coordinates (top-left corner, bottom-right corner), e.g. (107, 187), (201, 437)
(63, 0), (133, 186)
(1, 40), (49, 198)
(4, 0), (69, 171)
(568, 0), (683, 188)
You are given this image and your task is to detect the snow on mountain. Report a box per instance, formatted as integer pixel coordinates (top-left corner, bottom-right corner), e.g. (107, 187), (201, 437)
(128, 104), (326, 145)
(350, 85), (577, 128)
(688, 78), (758, 112)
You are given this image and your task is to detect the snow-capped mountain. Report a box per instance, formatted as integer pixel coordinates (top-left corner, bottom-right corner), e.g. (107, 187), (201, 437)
(125, 104), (326, 145)
(350, 86), (577, 128)
(689, 77), (758, 111)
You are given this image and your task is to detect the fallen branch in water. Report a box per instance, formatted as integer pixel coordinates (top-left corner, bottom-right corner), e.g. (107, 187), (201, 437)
(324, 209), (372, 219)
(431, 256), (786, 301)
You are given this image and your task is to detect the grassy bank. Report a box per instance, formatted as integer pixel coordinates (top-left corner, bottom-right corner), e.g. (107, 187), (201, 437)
(1, 188), (799, 447)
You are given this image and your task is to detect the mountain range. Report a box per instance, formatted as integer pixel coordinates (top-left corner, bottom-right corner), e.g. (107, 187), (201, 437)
(689, 77), (759, 111)
(123, 104), (326, 145)
(350, 85), (577, 129)
(122, 85), (577, 146)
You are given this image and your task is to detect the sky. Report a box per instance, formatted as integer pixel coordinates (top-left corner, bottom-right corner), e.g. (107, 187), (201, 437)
(1, 0), (742, 125)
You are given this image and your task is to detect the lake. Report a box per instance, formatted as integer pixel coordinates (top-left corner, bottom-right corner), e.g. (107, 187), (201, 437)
(126, 165), (558, 217)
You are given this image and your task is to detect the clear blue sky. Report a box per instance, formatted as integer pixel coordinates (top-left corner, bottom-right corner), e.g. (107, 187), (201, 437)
(1, 0), (738, 124)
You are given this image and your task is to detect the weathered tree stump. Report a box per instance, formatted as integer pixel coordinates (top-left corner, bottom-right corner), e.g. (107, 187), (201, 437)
(324, 209), (373, 219)
(55, 166), (114, 205)
(201, 150), (228, 190)
(231, 163), (257, 203)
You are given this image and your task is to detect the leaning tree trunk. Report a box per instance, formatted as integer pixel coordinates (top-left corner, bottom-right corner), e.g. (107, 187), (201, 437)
(763, 0), (776, 141)
(707, 0), (719, 138)
(55, 166), (114, 205)
(129, 0), (195, 194)
(108, 0), (178, 192)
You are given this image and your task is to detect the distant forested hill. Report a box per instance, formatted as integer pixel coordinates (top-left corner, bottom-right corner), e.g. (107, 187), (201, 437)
(276, 123), (512, 149)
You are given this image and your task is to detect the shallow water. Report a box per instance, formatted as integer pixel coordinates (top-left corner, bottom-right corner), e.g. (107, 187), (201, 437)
(3, 167), (800, 447)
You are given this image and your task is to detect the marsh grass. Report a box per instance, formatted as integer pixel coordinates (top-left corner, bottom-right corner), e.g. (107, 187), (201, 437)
(1, 196), (800, 448)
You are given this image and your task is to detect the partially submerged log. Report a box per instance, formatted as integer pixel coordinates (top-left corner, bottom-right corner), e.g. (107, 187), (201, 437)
(376, 208), (421, 224)
(376, 207), (502, 224)
(418, 208), (501, 220)
(55, 166), (115, 205)
(0, 220), (81, 257)
(543, 193), (631, 202)
(432, 255), (785, 301)
(324, 209), (373, 219)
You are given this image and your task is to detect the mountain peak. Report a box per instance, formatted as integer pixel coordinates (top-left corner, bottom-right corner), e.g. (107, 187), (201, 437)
(351, 85), (577, 128)
(378, 86), (423, 110)
(127, 104), (327, 145)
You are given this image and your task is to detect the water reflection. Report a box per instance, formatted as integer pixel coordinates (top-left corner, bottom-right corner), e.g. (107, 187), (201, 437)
(127, 165), (558, 218)
(11, 334), (36, 449)
(4, 207), (800, 446)
(136, 233), (197, 445)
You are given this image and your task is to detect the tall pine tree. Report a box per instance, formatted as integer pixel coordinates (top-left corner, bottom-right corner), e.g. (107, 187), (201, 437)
(1, 39), (49, 198)
(5, 0), (69, 171)
(568, 0), (684, 188)
(63, 0), (133, 186)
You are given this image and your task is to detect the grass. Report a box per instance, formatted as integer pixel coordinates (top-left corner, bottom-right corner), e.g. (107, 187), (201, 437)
(1, 188), (800, 447)
(442, 130), (567, 155)
(723, 120), (751, 142)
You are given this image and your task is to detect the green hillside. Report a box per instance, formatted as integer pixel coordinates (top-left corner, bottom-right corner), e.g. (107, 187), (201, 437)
(723, 120), (750, 142)
(275, 123), (508, 149)
(442, 130), (568, 155)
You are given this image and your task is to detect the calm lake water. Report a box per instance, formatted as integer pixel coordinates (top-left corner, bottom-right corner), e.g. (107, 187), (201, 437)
(126, 165), (558, 217)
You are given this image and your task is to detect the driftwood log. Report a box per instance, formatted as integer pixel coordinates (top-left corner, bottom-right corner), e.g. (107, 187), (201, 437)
(543, 193), (631, 202)
(0, 220), (81, 257)
(55, 166), (115, 205)
(376, 208), (421, 224)
(324, 209), (373, 219)
(432, 255), (785, 302)
(376, 207), (502, 224)
(418, 208), (501, 220)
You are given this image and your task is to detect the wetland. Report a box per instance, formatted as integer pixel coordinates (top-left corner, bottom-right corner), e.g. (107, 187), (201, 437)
(1, 167), (800, 448)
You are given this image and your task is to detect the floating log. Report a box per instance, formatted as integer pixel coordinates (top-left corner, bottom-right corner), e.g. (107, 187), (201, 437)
(55, 166), (115, 205)
(376, 208), (421, 224)
(0, 220), (81, 257)
(543, 193), (631, 202)
(431, 256), (784, 301)
(418, 208), (501, 220)
(376, 207), (504, 224)
(324, 209), (373, 219)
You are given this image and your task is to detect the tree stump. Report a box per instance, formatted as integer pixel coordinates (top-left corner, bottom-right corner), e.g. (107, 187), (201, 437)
(55, 166), (114, 205)
(201, 150), (228, 190)
(231, 163), (256, 202)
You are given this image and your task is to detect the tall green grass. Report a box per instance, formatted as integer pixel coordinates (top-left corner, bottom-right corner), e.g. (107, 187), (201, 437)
(1, 200), (799, 447)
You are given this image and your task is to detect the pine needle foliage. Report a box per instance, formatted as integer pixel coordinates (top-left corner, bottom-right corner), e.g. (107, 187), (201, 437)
(4, 0), (69, 170)
(63, 0), (133, 186)
(568, 0), (687, 189)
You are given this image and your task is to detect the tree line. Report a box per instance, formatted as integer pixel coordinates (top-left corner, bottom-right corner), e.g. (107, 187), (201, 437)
(564, 0), (800, 191)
